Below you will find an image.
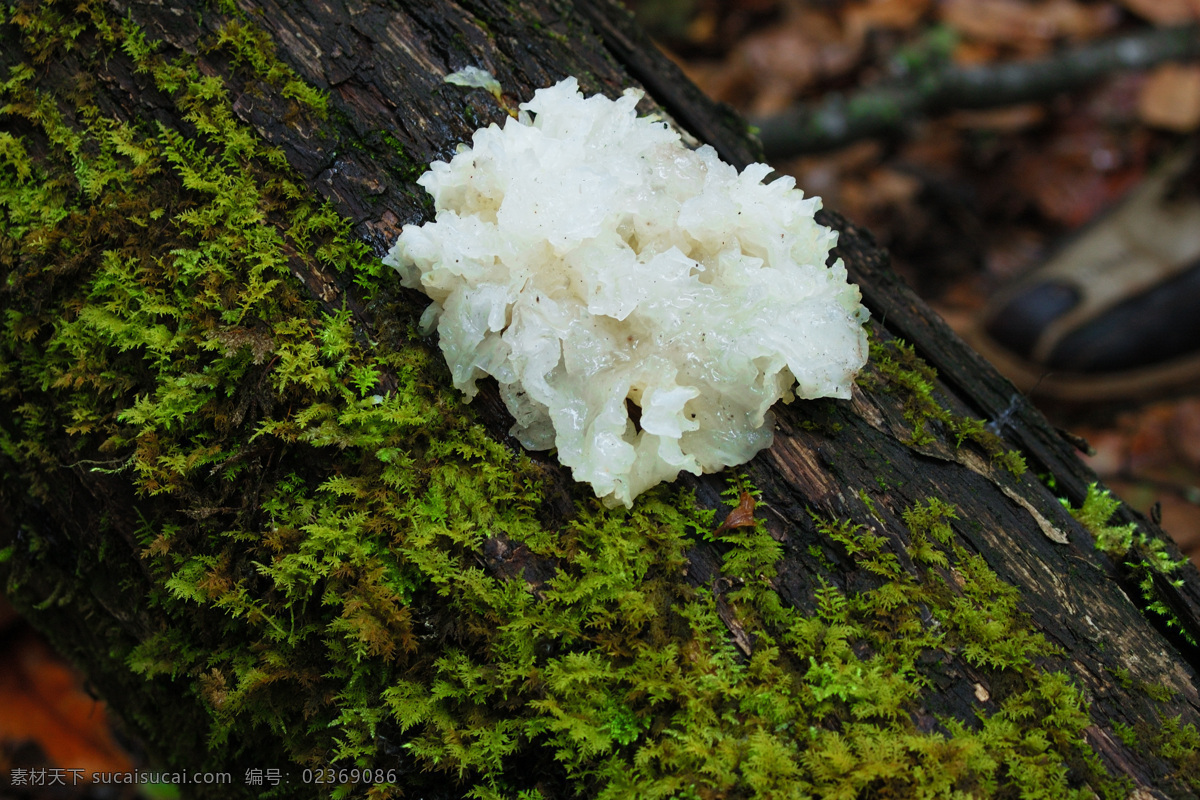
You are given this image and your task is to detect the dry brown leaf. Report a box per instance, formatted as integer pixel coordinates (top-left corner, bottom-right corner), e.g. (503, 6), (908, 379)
(1125, 403), (1177, 473)
(750, 78), (801, 115)
(899, 124), (963, 167)
(1138, 63), (1200, 132)
(715, 490), (758, 533)
(930, 275), (991, 334)
(1118, 0), (1200, 23)
(939, 276), (989, 311)
(0, 629), (134, 779)
(1078, 427), (1128, 476)
(867, 167), (924, 205)
(1170, 398), (1200, 468)
(736, 21), (822, 89)
(952, 39), (1003, 65)
(839, 179), (890, 226)
(1011, 131), (1143, 226)
(787, 140), (885, 210)
(1080, 398), (1200, 476)
(948, 104), (1046, 131)
(940, 0), (1119, 50)
(929, 303), (976, 336)
(844, 0), (933, 40)
(730, 8), (862, 110)
(983, 227), (1047, 282)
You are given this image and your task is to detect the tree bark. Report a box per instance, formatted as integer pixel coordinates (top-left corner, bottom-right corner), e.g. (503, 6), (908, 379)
(1, 0), (1199, 798)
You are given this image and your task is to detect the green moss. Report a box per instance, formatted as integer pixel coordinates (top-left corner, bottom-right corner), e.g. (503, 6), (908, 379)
(0, 2), (1154, 798)
(796, 399), (844, 436)
(1152, 717), (1200, 793)
(1115, 716), (1200, 795)
(1064, 483), (1194, 646)
(862, 332), (1027, 477)
(208, 17), (328, 116)
(1106, 664), (1174, 702)
(780, 499), (1129, 800)
(371, 129), (428, 184)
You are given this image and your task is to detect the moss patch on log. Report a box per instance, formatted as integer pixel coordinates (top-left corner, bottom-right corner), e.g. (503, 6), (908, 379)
(859, 332), (1027, 477)
(0, 1), (1168, 798)
(1065, 483), (1195, 646)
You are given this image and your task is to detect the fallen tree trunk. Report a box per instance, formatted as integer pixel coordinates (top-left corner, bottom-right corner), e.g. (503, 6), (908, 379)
(1, 0), (1199, 797)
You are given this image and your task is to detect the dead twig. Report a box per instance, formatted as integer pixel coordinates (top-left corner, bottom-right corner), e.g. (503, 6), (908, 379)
(752, 23), (1200, 159)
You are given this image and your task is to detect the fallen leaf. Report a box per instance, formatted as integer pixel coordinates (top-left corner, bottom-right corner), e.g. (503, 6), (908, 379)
(1118, 0), (1200, 23)
(1078, 427), (1130, 476)
(839, 166), (923, 227)
(844, 0), (933, 40)
(0, 627), (134, 780)
(940, 0), (1119, 52)
(868, 166), (924, 204)
(983, 226), (1047, 282)
(1011, 132), (1144, 227)
(1139, 63), (1200, 132)
(948, 104), (1046, 131)
(785, 140), (885, 212)
(952, 39), (1002, 65)
(1123, 403), (1177, 474)
(1170, 398), (1200, 468)
(716, 490), (758, 533)
(732, 8), (862, 111)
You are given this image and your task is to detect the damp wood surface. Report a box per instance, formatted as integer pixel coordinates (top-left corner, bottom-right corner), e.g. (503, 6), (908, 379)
(1, 0), (1200, 797)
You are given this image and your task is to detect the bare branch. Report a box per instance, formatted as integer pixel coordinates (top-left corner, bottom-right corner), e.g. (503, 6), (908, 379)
(752, 23), (1200, 159)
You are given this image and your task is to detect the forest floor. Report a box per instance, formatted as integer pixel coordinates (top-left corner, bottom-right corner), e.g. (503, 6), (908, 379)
(4, 0), (1200, 793)
(628, 0), (1200, 561)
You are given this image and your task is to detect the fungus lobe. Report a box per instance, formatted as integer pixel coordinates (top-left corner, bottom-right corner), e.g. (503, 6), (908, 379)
(386, 77), (868, 507)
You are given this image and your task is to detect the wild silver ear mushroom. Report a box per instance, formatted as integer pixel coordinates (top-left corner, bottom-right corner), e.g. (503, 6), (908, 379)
(386, 76), (869, 508)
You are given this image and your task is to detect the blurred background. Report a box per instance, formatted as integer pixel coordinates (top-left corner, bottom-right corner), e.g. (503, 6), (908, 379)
(3, 0), (1200, 795)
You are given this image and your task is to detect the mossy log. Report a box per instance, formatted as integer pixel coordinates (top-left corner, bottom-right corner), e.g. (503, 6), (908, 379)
(2, 0), (1200, 798)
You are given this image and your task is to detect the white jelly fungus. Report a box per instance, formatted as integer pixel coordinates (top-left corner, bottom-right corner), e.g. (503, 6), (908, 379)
(443, 66), (503, 102)
(385, 77), (869, 507)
